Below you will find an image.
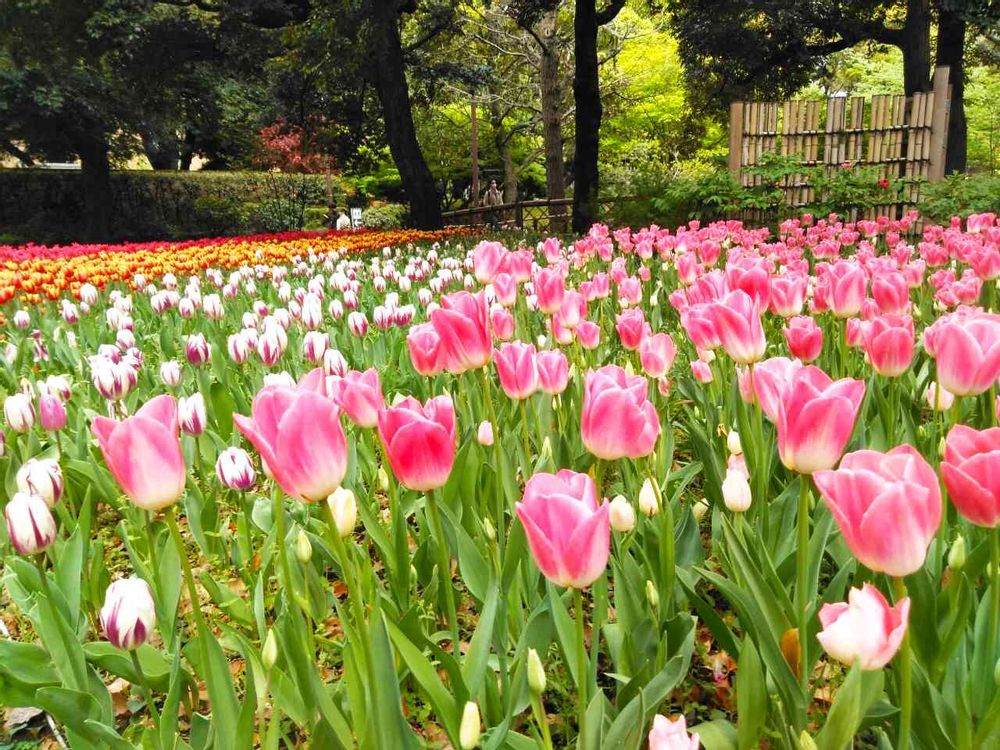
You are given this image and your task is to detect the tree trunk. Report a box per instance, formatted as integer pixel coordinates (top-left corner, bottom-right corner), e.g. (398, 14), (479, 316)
(901, 0), (932, 94)
(140, 127), (180, 170)
(77, 137), (113, 240)
(572, 0), (601, 233)
(537, 11), (567, 231)
(487, 97), (518, 203)
(369, 0), (442, 229)
(936, 6), (967, 174)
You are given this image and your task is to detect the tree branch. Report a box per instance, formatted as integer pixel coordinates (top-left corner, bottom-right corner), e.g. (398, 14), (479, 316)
(596, 0), (627, 27)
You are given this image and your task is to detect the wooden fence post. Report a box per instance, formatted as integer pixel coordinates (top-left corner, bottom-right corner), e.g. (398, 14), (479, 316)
(728, 102), (744, 179)
(928, 65), (951, 182)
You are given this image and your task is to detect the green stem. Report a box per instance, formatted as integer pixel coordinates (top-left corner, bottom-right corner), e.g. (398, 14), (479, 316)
(377, 437), (410, 605)
(481, 367), (506, 560)
(796, 476), (811, 694)
(164, 505), (206, 628)
(520, 399), (533, 476)
(991, 530), (999, 664)
(893, 577), (912, 750)
(324, 502), (372, 674)
(574, 588), (588, 750)
(531, 692), (554, 750)
(425, 487), (460, 654)
(647, 463), (674, 615)
(130, 648), (162, 730)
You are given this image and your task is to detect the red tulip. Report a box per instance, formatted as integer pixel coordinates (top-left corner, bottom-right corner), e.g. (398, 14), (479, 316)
(234, 379), (348, 502)
(777, 366), (865, 474)
(327, 368), (385, 428)
(941, 425), (1000, 527)
(813, 444), (940, 575)
(378, 395), (457, 491)
(783, 316), (823, 363)
(581, 365), (660, 460)
(430, 291), (493, 374)
(862, 314), (914, 377)
(494, 341), (540, 400)
(818, 584), (909, 670)
(516, 470), (609, 589)
(92, 395), (187, 510)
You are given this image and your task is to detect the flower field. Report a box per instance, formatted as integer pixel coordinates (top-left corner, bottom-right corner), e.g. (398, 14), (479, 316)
(1, 212), (999, 750)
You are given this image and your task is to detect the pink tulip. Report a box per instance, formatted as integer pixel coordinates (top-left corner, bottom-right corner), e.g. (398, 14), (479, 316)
(327, 368), (385, 428)
(234, 377), (348, 502)
(818, 261), (867, 318)
(813, 444), (941, 575)
(407, 322), (444, 376)
(924, 309), (1000, 396)
(581, 365), (660, 460)
(690, 360), (713, 384)
(769, 274), (807, 317)
(710, 290), (766, 364)
(576, 320), (600, 350)
(537, 349), (570, 394)
(533, 268), (566, 315)
(872, 271), (911, 314)
(92, 395), (187, 510)
(647, 714), (700, 750)
(516, 469), (609, 589)
(862, 314), (914, 377)
(494, 342), (540, 400)
(941, 425), (1000, 527)
(378, 395), (457, 492)
(430, 291), (493, 374)
(39, 394), (67, 431)
(493, 273), (517, 306)
(472, 240), (508, 284)
(680, 304), (720, 351)
(777, 366), (865, 474)
(616, 308), (649, 351)
(817, 584), (909, 670)
(639, 333), (678, 378)
(557, 290), (588, 329)
(783, 316), (823, 363)
(490, 305), (515, 341)
(747, 356), (803, 422)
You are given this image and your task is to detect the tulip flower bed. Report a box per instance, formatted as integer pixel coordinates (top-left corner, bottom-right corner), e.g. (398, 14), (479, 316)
(1, 211), (999, 750)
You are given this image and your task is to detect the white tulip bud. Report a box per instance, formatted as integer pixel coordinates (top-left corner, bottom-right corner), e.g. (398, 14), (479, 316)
(459, 701), (481, 749)
(638, 478), (659, 517)
(726, 431), (743, 456)
(609, 495), (636, 533)
(722, 470), (752, 513)
(327, 487), (357, 538)
(295, 529), (313, 564)
(527, 648), (546, 695)
(262, 629), (278, 670)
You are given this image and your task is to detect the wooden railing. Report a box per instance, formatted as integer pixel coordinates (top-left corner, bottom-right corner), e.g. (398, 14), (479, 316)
(442, 196), (631, 234)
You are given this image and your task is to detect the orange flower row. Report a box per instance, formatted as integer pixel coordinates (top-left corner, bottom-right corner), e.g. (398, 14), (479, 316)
(1, 228), (472, 306)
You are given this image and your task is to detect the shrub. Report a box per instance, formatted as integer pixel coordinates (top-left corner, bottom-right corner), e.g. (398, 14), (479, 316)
(917, 173), (1000, 224)
(361, 202), (408, 229)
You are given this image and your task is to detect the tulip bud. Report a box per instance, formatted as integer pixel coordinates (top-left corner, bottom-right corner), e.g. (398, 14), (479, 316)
(179, 393), (207, 436)
(692, 498), (709, 521)
(638, 478), (659, 516)
(726, 431), (743, 456)
(4, 393), (35, 432)
(39, 394), (67, 431)
(798, 731), (819, 750)
(609, 495), (636, 533)
(948, 535), (967, 571)
(722, 470), (752, 513)
(159, 360), (182, 387)
(527, 648), (546, 695)
(262, 629), (278, 670)
(4, 492), (57, 555)
(477, 420), (494, 446)
(483, 517), (496, 541)
(378, 467), (389, 492)
(16, 458), (64, 506)
(327, 487), (357, 537)
(295, 529), (313, 563)
(100, 577), (156, 650)
(216, 447), (256, 491)
(645, 579), (659, 611)
(459, 701), (481, 749)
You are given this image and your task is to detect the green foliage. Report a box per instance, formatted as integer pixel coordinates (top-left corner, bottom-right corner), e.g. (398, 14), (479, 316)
(917, 172), (1000, 223)
(0, 170), (339, 244)
(252, 199), (304, 233)
(361, 203), (409, 229)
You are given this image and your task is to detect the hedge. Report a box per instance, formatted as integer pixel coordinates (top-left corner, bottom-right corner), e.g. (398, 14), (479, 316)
(0, 169), (351, 244)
